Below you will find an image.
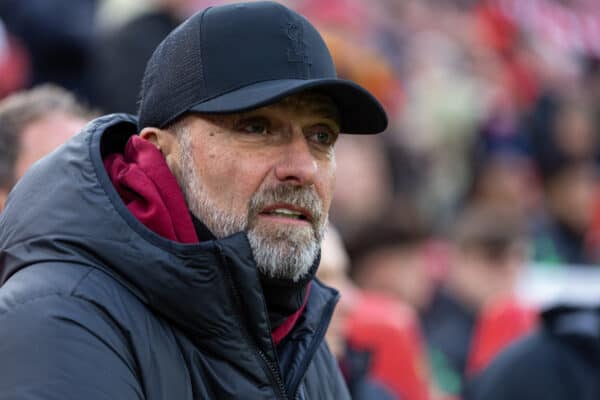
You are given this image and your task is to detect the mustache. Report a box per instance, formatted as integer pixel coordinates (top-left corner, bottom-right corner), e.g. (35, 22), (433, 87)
(247, 184), (323, 227)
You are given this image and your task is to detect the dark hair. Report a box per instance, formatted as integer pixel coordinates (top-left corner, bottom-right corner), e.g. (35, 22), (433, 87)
(0, 84), (93, 188)
(453, 206), (526, 260)
(346, 207), (431, 278)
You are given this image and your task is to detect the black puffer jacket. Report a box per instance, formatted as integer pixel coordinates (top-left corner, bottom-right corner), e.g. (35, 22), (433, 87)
(0, 114), (349, 400)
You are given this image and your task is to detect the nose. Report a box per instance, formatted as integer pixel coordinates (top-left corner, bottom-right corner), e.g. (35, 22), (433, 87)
(273, 130), (318, 185)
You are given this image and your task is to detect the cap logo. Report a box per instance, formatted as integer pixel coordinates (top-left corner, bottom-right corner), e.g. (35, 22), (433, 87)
(286, 22), (311, 64)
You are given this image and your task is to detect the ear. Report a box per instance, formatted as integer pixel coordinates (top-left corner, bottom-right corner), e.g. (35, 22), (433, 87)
(139, 127), (179, 158)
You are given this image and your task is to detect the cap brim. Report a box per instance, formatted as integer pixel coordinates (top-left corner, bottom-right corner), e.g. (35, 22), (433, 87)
(188, 78), (388, 134)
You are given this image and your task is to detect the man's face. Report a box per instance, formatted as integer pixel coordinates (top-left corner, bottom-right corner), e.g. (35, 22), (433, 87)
(0, 113), (86, 212)
(164, 92), (340, 281)
(16, 113), (86, 179)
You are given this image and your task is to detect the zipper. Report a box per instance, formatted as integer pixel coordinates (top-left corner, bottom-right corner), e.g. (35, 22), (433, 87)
(216, 244), (289, 400)
(289, 293), (338, 399)
(258, 348), (288, 400)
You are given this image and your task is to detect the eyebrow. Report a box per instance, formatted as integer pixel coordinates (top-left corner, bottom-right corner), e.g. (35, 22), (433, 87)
(311, 105), (341, 127)
(236, 104), (340, 124)
(279, 92), (341, 120)
(203, 96), (342, 130)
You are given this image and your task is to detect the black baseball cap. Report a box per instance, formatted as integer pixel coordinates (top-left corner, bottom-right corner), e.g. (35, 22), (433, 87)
(137, 1), (388, 134)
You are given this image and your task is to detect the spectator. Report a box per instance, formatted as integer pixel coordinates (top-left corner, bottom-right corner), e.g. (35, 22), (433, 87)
(466, 150), (540, 221)
(349, 212), (435, 315)
(330, 134), (396, 245)
(0, 84), (93, 211)
(91, 0), (196, 114)
(0, 0), (99, 98)
(465, 304), (600, 400)
(318, 225), (399, 400)
(422, 206), (536, 396)
(533, 159), (599, 265)
(320, 224), (434, 400)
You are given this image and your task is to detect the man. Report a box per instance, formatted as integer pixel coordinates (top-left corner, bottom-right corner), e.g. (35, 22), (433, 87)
(0, 2), (387, 399)
(0, 84), (92, 211)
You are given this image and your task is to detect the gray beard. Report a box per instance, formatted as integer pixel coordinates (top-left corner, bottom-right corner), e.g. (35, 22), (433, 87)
(174, 130), (325, 282)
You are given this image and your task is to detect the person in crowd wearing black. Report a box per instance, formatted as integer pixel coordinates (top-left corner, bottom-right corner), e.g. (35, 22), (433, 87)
(91, 0), (191, 114)
(0, 0), (98, 99)
(465, 303), (600, 400)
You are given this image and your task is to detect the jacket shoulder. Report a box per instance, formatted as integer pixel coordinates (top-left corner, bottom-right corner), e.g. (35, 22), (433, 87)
(0, 262), (95, 313)
(0, 263), (146, 400)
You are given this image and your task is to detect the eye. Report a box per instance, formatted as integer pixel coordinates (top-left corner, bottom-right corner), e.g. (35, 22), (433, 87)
(238, 117), (270, 135)
(308, 125), (338, 147)
(243, 123), (267, 135)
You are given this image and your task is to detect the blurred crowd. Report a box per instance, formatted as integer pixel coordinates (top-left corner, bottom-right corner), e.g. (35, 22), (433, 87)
(2, 0), (600, 399)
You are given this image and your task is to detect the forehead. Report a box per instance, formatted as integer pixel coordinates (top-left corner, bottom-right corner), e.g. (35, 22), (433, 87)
(197, 91), (340, 126)
(16, 113), (86, 179)
(21, 113), (85, 149)
(275, 91), (339, 118)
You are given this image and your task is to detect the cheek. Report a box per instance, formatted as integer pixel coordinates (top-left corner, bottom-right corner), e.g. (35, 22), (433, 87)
(198, 150), (269, 209)
(199, 154), (238, 195)
(319, 161), (337, 211)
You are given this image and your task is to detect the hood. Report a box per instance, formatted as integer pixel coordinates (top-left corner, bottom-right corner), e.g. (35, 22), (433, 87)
(0, 114), (338, 363)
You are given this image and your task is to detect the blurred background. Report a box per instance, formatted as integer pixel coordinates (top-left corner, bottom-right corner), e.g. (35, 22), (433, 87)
(2, 0), (600, 399)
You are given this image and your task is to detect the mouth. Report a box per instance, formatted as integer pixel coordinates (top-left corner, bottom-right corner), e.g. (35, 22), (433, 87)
(259, 204), (313, 224)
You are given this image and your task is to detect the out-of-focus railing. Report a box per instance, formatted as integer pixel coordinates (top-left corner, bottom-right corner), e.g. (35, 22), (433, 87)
(517, 264), (600, 308)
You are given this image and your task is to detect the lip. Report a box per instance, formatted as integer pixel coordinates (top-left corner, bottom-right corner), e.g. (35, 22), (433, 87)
(259, 203), (314, 223)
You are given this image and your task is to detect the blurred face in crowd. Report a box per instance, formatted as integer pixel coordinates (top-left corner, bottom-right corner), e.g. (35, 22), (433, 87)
(14, 113), (85, 180)
(0, 113), (86, 211)
(450, 241), (526, 311)
(554, 106), (597, 161)
(317, 227), (359, 358)
(474, 154), (541, 216)
(547, 162), (599, 234)
(331, 135), (393, 238)
(143, 92), (340, 281)
(354, 244), (434, 312)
